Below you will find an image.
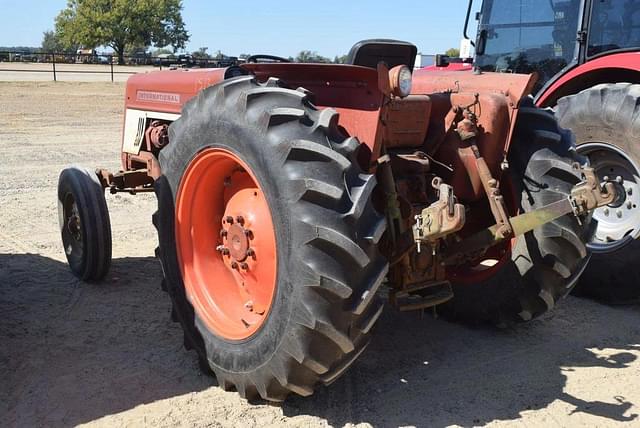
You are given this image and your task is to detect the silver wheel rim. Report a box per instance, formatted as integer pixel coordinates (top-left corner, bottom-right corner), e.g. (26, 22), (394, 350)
(578, 142), (640, 246)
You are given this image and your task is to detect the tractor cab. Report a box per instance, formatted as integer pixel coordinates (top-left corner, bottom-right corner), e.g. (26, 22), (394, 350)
(472, 0), (640, 92)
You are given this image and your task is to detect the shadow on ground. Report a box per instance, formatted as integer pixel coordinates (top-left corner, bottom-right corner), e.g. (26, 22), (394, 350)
(0, 253), (210, 427)
(1, 253), (638, 427)
(284, 305), (640, 427)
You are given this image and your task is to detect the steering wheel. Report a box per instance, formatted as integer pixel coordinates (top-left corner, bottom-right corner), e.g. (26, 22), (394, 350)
(246, 54), (291, 64)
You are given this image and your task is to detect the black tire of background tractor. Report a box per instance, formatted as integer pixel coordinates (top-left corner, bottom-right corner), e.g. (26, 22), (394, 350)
(441, 101), (591, 324)
(556, 83), (640, 304)
(57, 166), (112, 281)
(153, 76), (388, 402)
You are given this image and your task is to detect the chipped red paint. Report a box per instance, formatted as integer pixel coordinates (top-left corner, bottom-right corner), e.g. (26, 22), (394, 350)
(125, 68), (228, 114)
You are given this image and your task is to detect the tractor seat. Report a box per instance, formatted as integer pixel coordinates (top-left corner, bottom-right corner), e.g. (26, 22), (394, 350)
(346, 39), (418, 71)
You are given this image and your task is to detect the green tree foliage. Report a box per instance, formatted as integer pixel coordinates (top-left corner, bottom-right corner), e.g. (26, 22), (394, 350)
(41, 30), (68, 53)
(333, 54), (349, 64)
(295, 50), (331, 63)
(192, 47), (209, 59)
(54, 0), (189, 64)
(445, 48), (460, 57)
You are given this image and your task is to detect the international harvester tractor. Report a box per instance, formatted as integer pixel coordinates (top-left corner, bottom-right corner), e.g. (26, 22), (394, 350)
(58, 40), (617, 401)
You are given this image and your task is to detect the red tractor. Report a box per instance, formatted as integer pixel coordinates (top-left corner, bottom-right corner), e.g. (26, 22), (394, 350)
(58, 40), (616, 401)
(434, 0), (640, 303)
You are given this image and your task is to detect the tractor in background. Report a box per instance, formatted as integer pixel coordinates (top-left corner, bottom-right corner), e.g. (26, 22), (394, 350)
(58, 40), (616, 401)
(432, 0), (640, 303)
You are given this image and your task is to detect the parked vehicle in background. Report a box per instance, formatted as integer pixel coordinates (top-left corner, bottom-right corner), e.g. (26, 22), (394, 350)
(434, 0), (640, 303)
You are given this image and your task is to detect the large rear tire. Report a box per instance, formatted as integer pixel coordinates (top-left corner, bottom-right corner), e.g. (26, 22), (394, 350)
(154, 76), (388, 401)
(556, 83), (640, 304)
(442, 103), (591, 323)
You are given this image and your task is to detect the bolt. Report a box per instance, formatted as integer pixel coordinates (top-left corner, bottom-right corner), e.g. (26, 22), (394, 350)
(488, 179), (498, 188)
(628, 188), (633, 196)
(231, 261), (238, 270)
(617, 210), (623, 218)
(244, 301), (254, 311)
(246, 248), (256, 258)
(604, 208), (610, 216)
(236, 216), (245, 225)
(216, 245), (230, 255)
(240, 262), (249, 270)
(225, 216), (234, 224)
(616, 176), (624, 184)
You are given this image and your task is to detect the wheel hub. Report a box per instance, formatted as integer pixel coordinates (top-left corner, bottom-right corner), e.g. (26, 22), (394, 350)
(175, 148), (277, 341)
(223, 220), (251, 263)
(578, 142), (640, 244)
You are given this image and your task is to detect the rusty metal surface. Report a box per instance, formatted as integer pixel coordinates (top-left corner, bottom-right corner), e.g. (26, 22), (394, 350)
(382, 95), (431, 149)
(443, 166), (619, 265)
(425, 92), (512, 202)
(413, 181), (465, 246)
(571, 167), (618, 215)
(411, 69), (537, 108)
(125, 68), (228, 114)
(145, 120), (169, 150)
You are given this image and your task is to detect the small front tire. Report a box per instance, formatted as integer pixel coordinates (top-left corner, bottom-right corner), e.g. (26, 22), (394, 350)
(58, 166), (112, 281)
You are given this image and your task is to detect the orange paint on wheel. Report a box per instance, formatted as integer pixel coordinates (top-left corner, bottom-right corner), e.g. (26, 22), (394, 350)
(175, 148), (277, 340)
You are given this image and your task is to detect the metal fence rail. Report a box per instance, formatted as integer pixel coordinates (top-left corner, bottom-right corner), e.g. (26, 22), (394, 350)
(0, 51), (239, 82)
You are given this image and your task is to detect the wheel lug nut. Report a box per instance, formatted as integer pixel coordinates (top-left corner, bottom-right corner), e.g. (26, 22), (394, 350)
(604, 176), (610, 182)
(225, 216), (234, 224)
(628, 188), (633, 196)
(236, 216), (245, 225)
(244, 230), (253, 238)
(240, 262), (249, 270)
(246, 248), (255, 257)
(244, 301), (254, 311)
(617, 210), (623, 218)
(616, 176), (624, 184)
(220, 229), (228, 238)
(231, 261), (238, 270)
(604, 208), (610, 216)
(627, 201), (633, 210)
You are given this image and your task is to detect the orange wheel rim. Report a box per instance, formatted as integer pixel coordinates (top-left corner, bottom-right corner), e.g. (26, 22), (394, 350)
(175, 148), (277, 340)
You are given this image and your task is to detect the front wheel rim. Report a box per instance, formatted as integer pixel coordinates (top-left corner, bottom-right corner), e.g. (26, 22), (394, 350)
(175, 148), (278, 341)
(578, 142), (640, 246)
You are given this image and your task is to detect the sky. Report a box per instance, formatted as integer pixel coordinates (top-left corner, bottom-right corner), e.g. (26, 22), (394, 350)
(0, 0), (479, 57)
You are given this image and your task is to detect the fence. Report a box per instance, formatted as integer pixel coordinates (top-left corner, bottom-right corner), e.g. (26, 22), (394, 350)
(0, 51), (240, 82)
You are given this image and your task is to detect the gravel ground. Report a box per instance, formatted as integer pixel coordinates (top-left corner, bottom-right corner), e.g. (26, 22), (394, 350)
(0, 82), (639, 428)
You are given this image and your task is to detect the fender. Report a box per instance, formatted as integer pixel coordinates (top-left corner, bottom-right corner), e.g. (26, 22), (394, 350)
(537, 52), (640, 107)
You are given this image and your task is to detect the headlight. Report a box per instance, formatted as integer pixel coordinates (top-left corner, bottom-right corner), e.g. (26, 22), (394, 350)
(389, 65), (413, 98)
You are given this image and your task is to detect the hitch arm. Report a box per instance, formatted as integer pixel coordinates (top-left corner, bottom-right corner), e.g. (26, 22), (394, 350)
(443, 167), (617, 264)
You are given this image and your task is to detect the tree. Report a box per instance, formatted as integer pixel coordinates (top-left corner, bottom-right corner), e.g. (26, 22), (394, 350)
(54, 0), (189, 64)
(333, 54), (348, 64)
(445, 48), (460, 57)
(192, 47), (209, 59)
(41, 30), (66, 53)
(295, 50), (331, 63)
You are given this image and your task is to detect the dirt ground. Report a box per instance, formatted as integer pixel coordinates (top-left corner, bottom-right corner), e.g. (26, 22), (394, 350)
(1, 81), (639, 428)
